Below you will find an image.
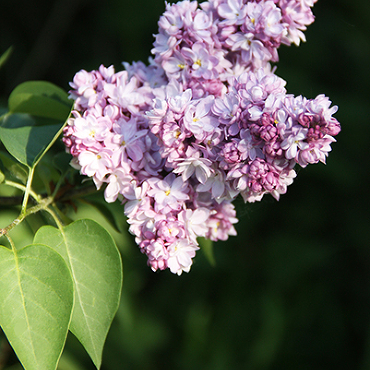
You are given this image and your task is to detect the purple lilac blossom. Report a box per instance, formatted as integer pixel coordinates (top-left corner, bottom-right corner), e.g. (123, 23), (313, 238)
(64, 0), (339, 276)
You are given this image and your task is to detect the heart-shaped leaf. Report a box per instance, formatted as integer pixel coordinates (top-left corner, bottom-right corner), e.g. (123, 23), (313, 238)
(0, 244), (74, 370)
(34, 219), (123, 369)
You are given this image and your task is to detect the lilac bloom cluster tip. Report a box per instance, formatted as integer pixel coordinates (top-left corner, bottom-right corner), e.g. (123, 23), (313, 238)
(64, 0), (340, 275)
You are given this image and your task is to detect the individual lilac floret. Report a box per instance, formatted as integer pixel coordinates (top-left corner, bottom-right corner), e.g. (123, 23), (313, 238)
(147, 173), (190, 212)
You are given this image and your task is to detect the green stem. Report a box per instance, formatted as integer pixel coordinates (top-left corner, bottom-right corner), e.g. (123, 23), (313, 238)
(0, 182), (99, 208)
(0, 180), (99, 237)
(5, 234), (16, 252)
(21, 166), (35, 216)
(3, 179), (40, 202)
(33, 115), (70, 169)
(50, 168), (70, 200)
(0, 195), (54, 237)
(43, 205), (64, 230)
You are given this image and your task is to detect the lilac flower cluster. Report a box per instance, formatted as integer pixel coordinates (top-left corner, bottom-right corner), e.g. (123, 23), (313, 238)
(63, 0), (340, 275)
(153, 0), (318, 94)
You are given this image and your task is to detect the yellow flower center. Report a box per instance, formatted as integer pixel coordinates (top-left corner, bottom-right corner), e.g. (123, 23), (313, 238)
(213, 221), (220, 233)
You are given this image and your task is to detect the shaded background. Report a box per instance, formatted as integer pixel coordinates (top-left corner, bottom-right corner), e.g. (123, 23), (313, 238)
(1, 0), (370, 369)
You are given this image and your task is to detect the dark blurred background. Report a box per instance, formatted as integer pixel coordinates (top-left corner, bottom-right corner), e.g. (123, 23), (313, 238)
(1, 0), (370, 369)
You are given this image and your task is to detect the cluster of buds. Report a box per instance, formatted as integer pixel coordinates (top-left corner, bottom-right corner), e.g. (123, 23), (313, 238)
(63, 0), (340, 275)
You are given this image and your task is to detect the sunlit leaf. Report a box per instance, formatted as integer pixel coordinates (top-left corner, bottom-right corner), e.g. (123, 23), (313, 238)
(34, 219), (123, 369)
(8, 81), (72, 122)
(0, 244), (74, 370)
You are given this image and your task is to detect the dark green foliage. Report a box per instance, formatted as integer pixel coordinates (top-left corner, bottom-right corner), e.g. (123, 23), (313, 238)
(1, 0), (369, 369)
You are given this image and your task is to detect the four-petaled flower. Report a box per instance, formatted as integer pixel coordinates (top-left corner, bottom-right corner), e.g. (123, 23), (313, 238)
(148, 173), (189, 212)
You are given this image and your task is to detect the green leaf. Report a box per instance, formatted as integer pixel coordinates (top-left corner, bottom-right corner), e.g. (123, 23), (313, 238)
(34, 219), (123, 369)
(0, 151), (28, 184)
(8, 81), (72, 121)
(52, 152), (73, 174)
(0, 46), (13, 69)
(0, 113), (64, 168)
(0, 244), (74, 370)
(0, 157), (5, 184)
(0, 81), (72, 168)
(198, 237), (216, 267)
(80, 196), (122, 233)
